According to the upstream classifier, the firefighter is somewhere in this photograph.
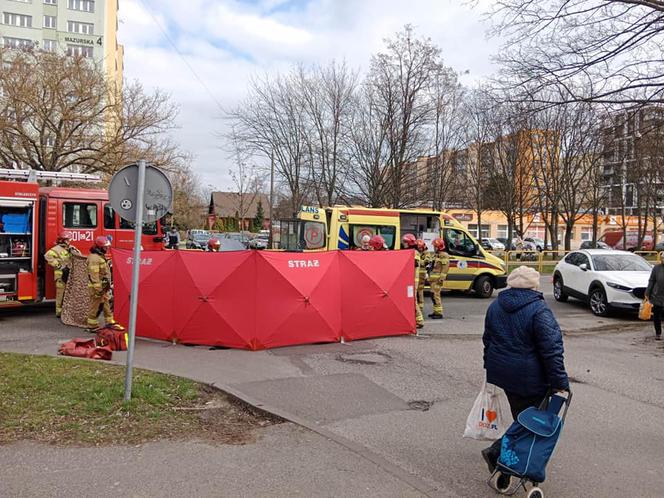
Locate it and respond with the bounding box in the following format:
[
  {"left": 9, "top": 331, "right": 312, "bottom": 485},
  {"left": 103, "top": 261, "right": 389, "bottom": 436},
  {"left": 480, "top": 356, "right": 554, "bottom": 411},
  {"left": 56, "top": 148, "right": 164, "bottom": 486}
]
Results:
[
  {"left": 44, "top": 232, "right": 80, "bottom": 317},
  {"left": 415, "top": 239, "right": 430, "bottom": 322},
  {"left": 86, "top": 236, "right": 118, "bottom": 331},
  {"left": 357, "top": 234, "right": 372, "bottom": 251},
  {"left": 369, "top": 235, "right": 386, "bottom": 251},
  {"left": 207, "top": 238, "right": 221, "bottom": 252},
  {"left": 402, "top": 233, "right": 423, "bottom": 329},
  {"left": 428, "top": 237, "right": 450, "bottom": 319}
]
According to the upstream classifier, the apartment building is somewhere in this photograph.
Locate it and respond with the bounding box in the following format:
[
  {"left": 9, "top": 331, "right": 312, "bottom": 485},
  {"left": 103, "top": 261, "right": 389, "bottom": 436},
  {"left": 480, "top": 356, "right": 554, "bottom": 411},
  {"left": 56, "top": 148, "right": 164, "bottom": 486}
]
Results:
[
  {"left": 0, "top": 0, "right": 122, "bottom": 87},
  {"left": 601, "top": 105, "right": 664, "bottom": 216}
]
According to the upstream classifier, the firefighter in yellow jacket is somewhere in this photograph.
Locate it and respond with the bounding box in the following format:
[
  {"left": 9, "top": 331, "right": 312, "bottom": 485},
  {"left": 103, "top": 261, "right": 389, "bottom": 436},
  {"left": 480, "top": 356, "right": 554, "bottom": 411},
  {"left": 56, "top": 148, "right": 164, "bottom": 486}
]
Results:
[
  {"left": 402, "top": 233, "right": 423, "bottom": 329},
  {"left": 44, "top": 232, "right": 80, "bottom": 317},
  {"left": 415, "top": 239, "right": 430, "bottom": 322},
  {"left": 428, "top": 237, "right": 450, "bottom": 319},
  {"left": 86, "top": 236, "right": 119, "bottom": 331}
]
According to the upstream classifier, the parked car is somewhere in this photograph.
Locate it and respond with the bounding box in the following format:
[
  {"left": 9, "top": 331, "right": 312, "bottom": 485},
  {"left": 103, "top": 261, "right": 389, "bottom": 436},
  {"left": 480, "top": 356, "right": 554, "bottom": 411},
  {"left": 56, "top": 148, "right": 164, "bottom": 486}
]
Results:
[
  {"left": 186, "top": 231, "right": 211, "bottom": 250},
  {"left": 222, "top": 232, "right": 250, "bottom": 247},
  {"left": 496, "top": 237, "right": 509, "bottom": 248},
  {"left": 655, "top": 241, "right": 664, "bottom": 252},
  {"left": 524, "top": 237, "right": 551, "bottom": 252},
  {"left": 599, "top": 230, "right": 654, "bottom": 251},
  {"left": 480, "top": 238, "right": 505, "bottom": 251},
  {"left": 579, "top": 240, "right": 611, "bottom": 250},
  {"left": 553, "top": 249, "right": 652, "bottom": 316},
  {"left": 249, "top": 232, "right": 270, "bottom": 249}
]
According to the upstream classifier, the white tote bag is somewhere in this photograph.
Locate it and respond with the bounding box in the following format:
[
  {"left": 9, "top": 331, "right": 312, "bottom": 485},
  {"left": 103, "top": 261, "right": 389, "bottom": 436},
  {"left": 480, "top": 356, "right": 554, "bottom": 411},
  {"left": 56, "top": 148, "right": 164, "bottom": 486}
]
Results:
[{"left": 463, "top": 381, "right": 512, "bottom": 440}]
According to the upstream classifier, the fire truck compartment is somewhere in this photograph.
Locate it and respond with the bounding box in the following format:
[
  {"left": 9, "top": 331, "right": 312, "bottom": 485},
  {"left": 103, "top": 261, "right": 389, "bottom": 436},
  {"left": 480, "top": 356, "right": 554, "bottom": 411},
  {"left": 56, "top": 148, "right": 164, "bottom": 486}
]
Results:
[{"left": 0, "top": 200, "right": 35, "bottom": 301}]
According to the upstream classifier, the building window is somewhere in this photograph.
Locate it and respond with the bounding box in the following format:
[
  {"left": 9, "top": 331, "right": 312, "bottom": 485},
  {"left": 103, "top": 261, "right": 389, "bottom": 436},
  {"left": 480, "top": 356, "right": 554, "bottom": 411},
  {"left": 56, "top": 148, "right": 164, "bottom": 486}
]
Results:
[
  {"left": 42, "top": 39, "right": 56, "bottom": 52},
  {"left": 67, "top": 20, "right": 94, "bottom": 34},
  {"left": 44, "top": 0, "right": 57, "bottom": 4},
  {"left": 43, "top": 15, "right": 56, "bottom": 29},
  {"left": 496, "top": 225, "right": 508, "bottom": 239},
  {"left": 580, "top": 227, "right": 592, "bottom": 241},
  {"left": 468, "top": 224, "right": 490, "bottom": 239},
  {"left": 63, "top": 203, "right": 97, "bottom": 229},
  {"left": 67, "top": 0, "right": 94, "bottom": 12},
  {"left": 3, "top": 37, "right": 34, "bottom": 49},
  {"left": 3, "top": 13, "right": 33, "bottom": 28},
  {"left": 66, "top": 44, "right": 93, "bottom": 57}
]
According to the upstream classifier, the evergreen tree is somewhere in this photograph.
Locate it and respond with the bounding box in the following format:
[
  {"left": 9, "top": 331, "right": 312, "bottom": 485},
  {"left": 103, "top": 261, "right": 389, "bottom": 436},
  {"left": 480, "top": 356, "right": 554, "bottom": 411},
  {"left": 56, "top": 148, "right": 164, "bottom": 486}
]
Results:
[{"left": 253, "top": 201, "right": 265, "bottom": 232}]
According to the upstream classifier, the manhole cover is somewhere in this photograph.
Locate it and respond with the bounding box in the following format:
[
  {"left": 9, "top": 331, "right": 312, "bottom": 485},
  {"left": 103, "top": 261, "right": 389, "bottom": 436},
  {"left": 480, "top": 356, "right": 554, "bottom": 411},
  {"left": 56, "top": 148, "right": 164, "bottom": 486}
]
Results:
[
  {"left": 408, "top": 400, "right": 433, "bottom": 411},
  {"left": 336, "top": 351, "right": 392, "bottom": 365}
]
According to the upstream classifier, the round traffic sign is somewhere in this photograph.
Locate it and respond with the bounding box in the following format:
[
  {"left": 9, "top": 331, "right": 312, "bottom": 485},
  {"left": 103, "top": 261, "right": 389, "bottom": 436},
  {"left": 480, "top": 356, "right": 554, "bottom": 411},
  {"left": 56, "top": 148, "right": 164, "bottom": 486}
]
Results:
[{"left": 108, "top": 163, "right": 173, "bottom": 223}]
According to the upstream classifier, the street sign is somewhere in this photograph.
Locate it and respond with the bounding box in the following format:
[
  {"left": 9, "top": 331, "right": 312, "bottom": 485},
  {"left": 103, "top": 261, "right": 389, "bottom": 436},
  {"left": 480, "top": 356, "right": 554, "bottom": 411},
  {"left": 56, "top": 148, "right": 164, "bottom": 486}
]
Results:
[
  {"left": 108, "top": 163, "right": 173, "bottom": 223},
  {"left": 108, "top": 161, "right": 173, "bottom": 401}
]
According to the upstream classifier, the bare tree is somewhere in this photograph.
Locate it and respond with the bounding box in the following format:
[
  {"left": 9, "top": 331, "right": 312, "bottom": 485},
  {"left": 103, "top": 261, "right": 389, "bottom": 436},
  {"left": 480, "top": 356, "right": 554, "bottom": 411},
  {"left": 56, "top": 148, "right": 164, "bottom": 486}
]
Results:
[
  {"left": 227, "top": 131, "right": 266, "bottom": 231},
  {"left": 228, "top": 72, "right": 308, "bottom": 212},
  {"left": 462, "top": 89, "right": 494, "bottom": 240},
  {"left": 0, "top": 48, "right": 179, "bottom": 174},
  {"left": 489, "top": 1, "right": 664, "bottom": 105},
  {"left": 366, "top": 25, "right": 444, "bottom": 207},
  {"left": 426, "top": 69, "right": 466, "bottom": 210},
  {"left": 346, "top": 84, "right": 392, "bottom": 206},
  {"left": 297, "top": 62, "right": 357, "bottom": 206}
]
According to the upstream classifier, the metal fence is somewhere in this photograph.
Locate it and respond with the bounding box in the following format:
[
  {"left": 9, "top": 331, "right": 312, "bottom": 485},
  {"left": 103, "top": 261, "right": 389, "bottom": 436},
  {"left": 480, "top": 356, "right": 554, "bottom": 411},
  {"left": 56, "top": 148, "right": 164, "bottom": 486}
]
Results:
[{"left": 486, "top": 249, "right": 663, "bottom": 273}]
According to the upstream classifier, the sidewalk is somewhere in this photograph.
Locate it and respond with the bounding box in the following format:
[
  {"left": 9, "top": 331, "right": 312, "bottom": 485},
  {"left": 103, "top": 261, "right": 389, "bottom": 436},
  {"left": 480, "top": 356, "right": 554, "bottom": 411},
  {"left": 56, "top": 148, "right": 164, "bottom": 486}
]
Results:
[{"left": 2, "top": 304, "right": 662, "bottom": 497}]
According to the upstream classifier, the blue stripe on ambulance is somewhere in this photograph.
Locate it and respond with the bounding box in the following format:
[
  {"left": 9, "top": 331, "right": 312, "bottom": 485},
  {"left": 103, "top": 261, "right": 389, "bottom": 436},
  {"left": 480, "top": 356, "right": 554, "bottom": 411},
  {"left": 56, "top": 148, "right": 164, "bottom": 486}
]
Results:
[{"left": 338, "top": 226, "right": 349, "bottom": 249}]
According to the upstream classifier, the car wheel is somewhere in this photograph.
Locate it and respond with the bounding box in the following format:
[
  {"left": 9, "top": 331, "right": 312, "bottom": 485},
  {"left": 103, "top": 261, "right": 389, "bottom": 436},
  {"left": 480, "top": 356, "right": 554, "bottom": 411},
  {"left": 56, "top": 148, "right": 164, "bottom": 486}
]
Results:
[
  {"left": 589, "top": 286, "right": 609, "bottom": 316},
  {"left": 553, "top": 275, "right": 568, "bottom": 302},
  {"left": 474, "top": 275, "right": 494, "bottom": 298}
]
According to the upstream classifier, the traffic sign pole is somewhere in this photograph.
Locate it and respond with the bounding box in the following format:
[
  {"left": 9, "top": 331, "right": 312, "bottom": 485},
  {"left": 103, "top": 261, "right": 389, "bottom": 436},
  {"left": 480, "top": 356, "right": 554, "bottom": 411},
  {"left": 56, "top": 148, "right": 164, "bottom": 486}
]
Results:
[{"left": 123, "top": 159, "right": 146, "bottom": 402}]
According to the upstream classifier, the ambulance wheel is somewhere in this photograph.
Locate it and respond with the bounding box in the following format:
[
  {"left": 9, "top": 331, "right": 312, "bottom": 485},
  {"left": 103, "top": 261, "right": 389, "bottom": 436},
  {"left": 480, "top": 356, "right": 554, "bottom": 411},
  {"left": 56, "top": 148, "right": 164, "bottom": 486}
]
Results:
[
  {"left": 526, "top": 487, "right": 543, "bottom": 498},
  {"left": 474, "top": 275, "right": 494, "bottom": 298}
]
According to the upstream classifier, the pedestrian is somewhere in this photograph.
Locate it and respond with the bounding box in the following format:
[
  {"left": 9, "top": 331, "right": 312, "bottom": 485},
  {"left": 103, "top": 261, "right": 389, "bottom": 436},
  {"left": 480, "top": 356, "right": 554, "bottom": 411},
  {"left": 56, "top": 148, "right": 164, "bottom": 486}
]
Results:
[
  {"left": 357, "top": 234, "right": 372, "bottom": 251},
  {"left": 480, "top": 266, "right": 569, "bottom": 489},
  {"left": 415, "top": 239, "right": 429, "bottom": 322},
  {"left": 402, "top": 233, "right": 423, "bottom": 329},
  {"left": 369, "top": 235, "right": 387, "bottom": 251},
  {"left": 428, "top": 238, "right": 449, "bottom": 319},
  {"left": 645, "top": 252, "right": 664, "bottom": 340},
  {"left": 165, "top": 226, "right": 180, "bottom": 250},
  {"left": 207, "top": 238, "right": 221, "bottom": 252},
  {"left": 86, "top": 236, "right": 120, "bottom": 331},
  {"left": 44, "top": 232, "right": 80, "bottom": 318}
]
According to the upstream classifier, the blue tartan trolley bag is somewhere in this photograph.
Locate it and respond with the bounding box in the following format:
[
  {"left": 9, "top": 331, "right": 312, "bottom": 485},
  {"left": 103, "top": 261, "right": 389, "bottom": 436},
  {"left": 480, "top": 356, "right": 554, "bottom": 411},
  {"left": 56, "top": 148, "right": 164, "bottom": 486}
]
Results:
[{"left": 488, "top": 389, "right": 572, "bottom": 498}]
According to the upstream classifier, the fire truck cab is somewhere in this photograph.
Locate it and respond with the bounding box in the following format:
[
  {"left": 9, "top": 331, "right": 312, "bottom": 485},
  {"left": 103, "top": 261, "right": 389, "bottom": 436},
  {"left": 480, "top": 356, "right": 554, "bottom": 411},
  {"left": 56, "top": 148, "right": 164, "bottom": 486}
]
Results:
[{"left": 0, "top": 170, "right": 165, "bottom": 307}]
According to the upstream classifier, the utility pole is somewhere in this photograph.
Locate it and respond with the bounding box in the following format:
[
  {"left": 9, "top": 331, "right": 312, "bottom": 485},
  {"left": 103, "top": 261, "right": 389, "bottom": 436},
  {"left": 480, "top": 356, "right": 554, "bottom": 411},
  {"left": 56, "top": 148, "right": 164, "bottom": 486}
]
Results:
[{"left": 269, "top": 150, "right": 275, "bottom": 249}]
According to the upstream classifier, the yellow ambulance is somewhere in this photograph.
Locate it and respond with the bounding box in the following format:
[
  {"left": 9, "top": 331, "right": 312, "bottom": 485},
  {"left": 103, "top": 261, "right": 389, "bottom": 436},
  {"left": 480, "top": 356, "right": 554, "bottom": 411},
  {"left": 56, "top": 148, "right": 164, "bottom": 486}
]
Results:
[{"left": 279, "top": 206, "right": 507, "bottom": 297}]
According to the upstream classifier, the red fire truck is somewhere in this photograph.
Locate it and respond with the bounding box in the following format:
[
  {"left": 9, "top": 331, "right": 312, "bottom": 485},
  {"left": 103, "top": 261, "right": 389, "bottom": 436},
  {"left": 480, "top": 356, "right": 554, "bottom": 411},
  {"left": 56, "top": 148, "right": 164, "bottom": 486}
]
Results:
[{"left": 0, "top": 169, "right": 165, "bottom": 308}]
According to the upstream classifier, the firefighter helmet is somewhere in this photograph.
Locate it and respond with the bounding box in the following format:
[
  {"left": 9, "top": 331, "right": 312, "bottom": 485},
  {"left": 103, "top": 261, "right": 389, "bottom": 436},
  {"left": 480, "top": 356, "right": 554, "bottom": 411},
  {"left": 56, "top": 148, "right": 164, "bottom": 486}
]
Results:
[
  {"left": 56, "top": 231, "right": 70, "bottom": 244},
  {"left": 369, "top": 235, "right": 385, "bottom": 251},
  {"left": 432, "top": 238, "right": 446, "bottom": 251},
  {"left": 416, "top": 239, "right": 427, "bottom": 251},
  {"left": 401, "top": 233, "right": 417, "bottom": 248},
  {"left": 94, "top": 236, "right": 111, "bottom": 249},
  {"left": 207, "top": 238, "right": 221, "bottom": 250}
]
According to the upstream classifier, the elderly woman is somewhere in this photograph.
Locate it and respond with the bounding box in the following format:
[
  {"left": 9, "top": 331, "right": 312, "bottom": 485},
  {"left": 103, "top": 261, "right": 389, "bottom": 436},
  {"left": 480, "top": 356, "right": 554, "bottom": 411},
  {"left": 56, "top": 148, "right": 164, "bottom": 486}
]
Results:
[
  {"left": 646, "top": 252, "right": 664, "bottom": 340},
  {"left": 480, "top": 266, "right": 569, "bottom": 481}
]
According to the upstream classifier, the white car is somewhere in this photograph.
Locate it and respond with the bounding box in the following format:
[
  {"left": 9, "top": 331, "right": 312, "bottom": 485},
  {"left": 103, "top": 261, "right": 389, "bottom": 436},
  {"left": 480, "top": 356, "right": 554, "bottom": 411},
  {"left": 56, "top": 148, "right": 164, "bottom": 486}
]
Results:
[
  {"left": 552, "top": 249, "right": 652, "bottom": 316},
  {"left": 481, "top": 238, "right": 505, "bottom": 251}
]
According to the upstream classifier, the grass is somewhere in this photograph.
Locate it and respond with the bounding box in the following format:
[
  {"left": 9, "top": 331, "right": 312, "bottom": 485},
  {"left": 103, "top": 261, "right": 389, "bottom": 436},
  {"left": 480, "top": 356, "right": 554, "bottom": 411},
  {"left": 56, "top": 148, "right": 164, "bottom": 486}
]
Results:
[{"left": 0, "top": 353, "right": 279, "bottom": 446}]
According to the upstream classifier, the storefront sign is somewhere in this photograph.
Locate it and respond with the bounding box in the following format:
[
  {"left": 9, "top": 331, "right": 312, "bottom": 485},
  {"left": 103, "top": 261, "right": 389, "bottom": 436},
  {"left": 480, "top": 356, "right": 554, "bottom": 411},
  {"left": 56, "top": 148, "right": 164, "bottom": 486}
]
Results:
[{"left": 452, "top": 213, "right": 473, "bottom": 222}]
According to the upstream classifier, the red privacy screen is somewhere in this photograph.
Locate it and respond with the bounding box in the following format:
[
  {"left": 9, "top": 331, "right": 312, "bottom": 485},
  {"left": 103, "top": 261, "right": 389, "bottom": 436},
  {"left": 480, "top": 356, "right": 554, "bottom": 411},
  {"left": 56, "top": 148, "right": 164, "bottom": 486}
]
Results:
[{"left": 112, "top": 249, "right": 415, "bottom": 351}]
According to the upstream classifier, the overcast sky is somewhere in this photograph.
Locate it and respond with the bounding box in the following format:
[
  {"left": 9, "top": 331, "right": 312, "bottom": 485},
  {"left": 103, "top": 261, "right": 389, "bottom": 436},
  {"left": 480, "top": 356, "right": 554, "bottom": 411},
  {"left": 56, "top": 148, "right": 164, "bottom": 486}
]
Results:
[{"left": 118, "top": 0, "right": 497, "bottom": 191}]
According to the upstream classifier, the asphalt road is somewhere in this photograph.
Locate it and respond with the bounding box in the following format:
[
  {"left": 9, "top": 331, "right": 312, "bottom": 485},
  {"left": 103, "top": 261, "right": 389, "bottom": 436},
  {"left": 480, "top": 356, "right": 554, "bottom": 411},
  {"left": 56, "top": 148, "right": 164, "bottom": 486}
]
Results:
[{"left": 1, "top": 283, "right": 663, "bottom": 497}]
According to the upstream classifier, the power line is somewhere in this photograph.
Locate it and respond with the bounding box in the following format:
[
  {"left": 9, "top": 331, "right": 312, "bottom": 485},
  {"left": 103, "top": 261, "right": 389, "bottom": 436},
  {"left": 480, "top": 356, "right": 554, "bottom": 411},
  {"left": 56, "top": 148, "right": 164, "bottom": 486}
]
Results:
[{"left": 137, "top": 0, "right": 225, "bottom": 113}]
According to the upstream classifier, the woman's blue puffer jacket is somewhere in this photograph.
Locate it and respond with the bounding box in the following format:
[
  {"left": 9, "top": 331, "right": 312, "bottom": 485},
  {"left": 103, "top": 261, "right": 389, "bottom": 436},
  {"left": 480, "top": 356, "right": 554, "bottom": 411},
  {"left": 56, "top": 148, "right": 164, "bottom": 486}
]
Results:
[{"left": 483, "top": 288, "right": 569, "bottom": 397}]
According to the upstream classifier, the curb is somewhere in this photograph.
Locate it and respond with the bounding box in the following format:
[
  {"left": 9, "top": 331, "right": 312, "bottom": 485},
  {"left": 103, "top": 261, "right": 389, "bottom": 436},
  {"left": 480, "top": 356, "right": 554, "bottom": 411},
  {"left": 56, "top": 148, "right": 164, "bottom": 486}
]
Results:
[{"left": 217, "top": 382, "right": 440, "bottom": 498}]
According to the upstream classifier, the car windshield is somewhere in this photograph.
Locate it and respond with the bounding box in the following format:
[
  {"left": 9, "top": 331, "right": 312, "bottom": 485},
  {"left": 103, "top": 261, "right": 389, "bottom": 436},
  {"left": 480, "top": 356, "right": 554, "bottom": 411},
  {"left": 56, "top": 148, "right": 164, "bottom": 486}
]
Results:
[{"left": 592, "top": 254, "right": 651, "bottom": 272}]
